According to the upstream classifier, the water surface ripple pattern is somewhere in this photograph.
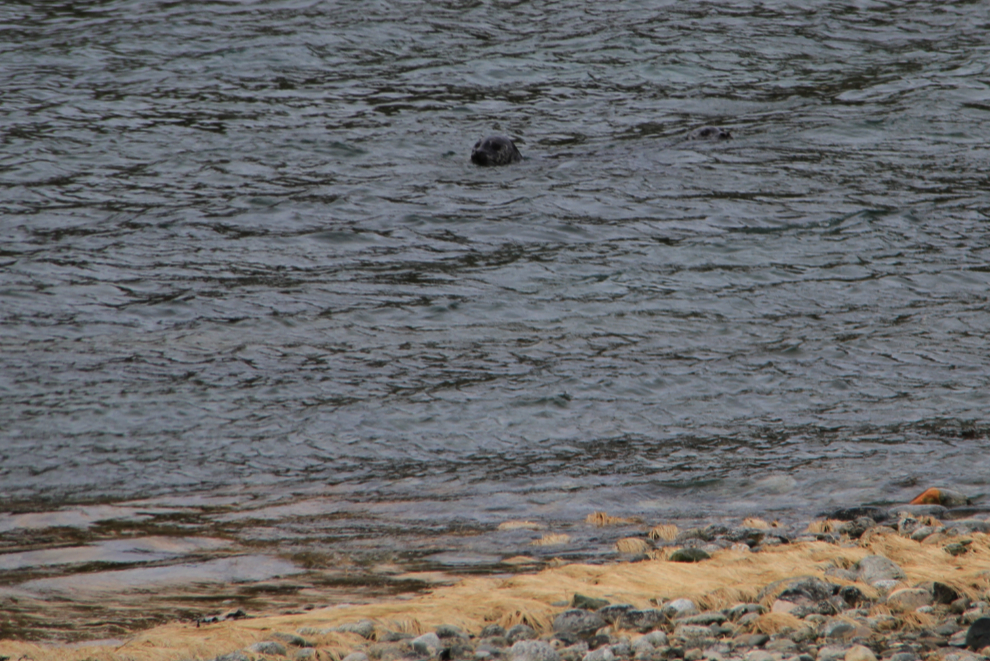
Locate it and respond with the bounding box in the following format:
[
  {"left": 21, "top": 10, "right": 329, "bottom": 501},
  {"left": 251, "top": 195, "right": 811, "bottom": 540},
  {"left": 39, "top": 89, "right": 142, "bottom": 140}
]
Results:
[{"left": 2, "top": 0, "right": 990, "bottom": 519}]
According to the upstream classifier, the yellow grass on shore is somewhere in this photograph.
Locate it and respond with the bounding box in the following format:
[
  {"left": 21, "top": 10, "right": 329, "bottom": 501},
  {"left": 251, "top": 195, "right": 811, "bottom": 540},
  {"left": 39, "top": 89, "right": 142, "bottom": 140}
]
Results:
[{"left": 3, "top": 527, "right": 989, "bottom": 661}]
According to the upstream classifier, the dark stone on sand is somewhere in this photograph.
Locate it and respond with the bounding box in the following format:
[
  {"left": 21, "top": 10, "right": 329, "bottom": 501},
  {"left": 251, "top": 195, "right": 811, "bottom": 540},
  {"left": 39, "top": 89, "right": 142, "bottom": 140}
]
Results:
[
  {"left": 669, "top": 547, "right": 710, "bottom": 562},
  {"left": 965, "top": 618, "right": 990, "bottom": 651},
  {"left": 573, "top": 593, "right": 611, "bottom": 610},
  {"left": 838, "top": 585, "right": 869, "bottom": 607},
  {"left": 933, "top": 581, "right": 961, "bottom": 605},
  {"left": 824, "top": 506, "right": 890, "bottom": 522},
  {"left": 944, "top": 541, "right": 972, "bottom": 556},
  {"left": 553, "top": 609, "right": 607, "bottom": 637}
]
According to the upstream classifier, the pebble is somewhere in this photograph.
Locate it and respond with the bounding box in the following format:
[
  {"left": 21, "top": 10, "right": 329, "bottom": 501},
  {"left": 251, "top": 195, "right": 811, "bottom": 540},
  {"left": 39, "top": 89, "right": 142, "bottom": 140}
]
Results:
[
  {"left": 412, "top": 632, "right": 442, "bottom": 657},
  {"left": 512, "top": 640, "right": 562, "bottom": 661},
  {"left": 663, "top": 599, "right": 700, "bottom": 619},
  {"left": 333, "top": 620, "right": 377, "bottom": 639},
  {"left": 856, "top": 555, "right": 906, "bottom": 586},
  {"left": 886, "top": 588, "right": 933, "bottom": 611}
]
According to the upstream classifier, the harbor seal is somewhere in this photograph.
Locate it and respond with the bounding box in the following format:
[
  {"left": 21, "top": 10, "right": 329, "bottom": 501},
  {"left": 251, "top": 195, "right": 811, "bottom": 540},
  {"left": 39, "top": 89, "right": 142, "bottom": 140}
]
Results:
[
  {"left": 689, "top": 126, "right": 732, "bottom": 140},
  {"left": 470, "top": 135, "right": 522, "bottom": 166}
]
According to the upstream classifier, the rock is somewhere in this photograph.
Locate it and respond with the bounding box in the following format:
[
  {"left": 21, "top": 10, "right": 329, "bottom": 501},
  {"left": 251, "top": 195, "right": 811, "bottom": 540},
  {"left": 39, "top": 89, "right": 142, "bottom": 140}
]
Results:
[
  {"left": 932, "top": 582, "right": 961, "bottom": 605},
  {"left": 944, "top": 540, "right": 973, "bottom": 556},
  {"left": 824, "top": 506, "right": 890, "bottom": 522},
  {"left": 887, "top": 654, "right": 919, "bottom": 661},
  {"left": 672, "top": 624, "right": 713, "bottom": 641},
  {"left": 889, "top": 504, "right": 948, "bottom": 519},
  {"left": 583, "top": 647, "right": 616, "bottom": 661},
  {"left": 951, "top": 597, "right": 972, "bottom": 614},
  {"left": 946, "top": 521, "right": 990, "bottom": 534},
  {"left": 619, "top": 609, "right": 665, "bottom": 632},
  {"left": 838, "top": 585, "right": 868, "bottom": 607},
  {"left": 743, "top": 651, "right": 775, "bottom": 661},
  {"left": 479, "top": 637, "right": 510, "bottom": 652},
  {"left": 837, "top": 517, "right": 876, "bottom": 539},
  {"left": 910, "top": 526, "right": 937, "bottom": 541},
  {"left": 508, "top": 624, "right": 538, "bottom": 642},
  {"left": 249, "top": 641, "right": 288, "bottom": 656},
  {"left": 560, "top": 644, "right": 590, "bottom": 661},
  {"left": 335, "top": 620, "right": 376, "bottom": 639},
  {"left": 766, "top": 639, "right": 798, "bottom": 653},
  {"left": 598, "top": 604, "right": 635, "bottom": 624},
  {"left": 844, "top": 646, "right": 877, "bottom": 661},
  {"left": 886, "top": 588, "right": 933, "bottom": 611},
  {"left": 734, "top": 633, "right": 769, "bottom": 647},
  {"left": 512, "top": 640, "right": 562, "bottom": 661},
  {"left": 663, "top": 599, "right": 699, "bottom": 619},
  {"left": 380, "top": 631, "right": 413, "bottom": 642},
  {"left": 271, "top": 633, "right": 310, "bottom": 647},
  {"left": 482, "top": 624, "right": 507, "bottom": 638},
  {"left": 643, "top": 631, "right": 669, "bottom": 647},
  {"left": 670, "top": 548, "right": 711, "bottom": 563},
  {"left": 294, "top": 650, "right": 316, "bottom": 660},
  {"left": 677, "top": 612, "right": 726, "bottom": 626},
  {"left": 823, "top": 618, "right": 870, "bottom": 641},
  {"left": 856, "top": 556, "right": 905, "bottom": 586},
  {"left": 727, "top": 604, "right": 762, "bottom": 620},
  {"left": 817, "top": 646, "right": 850, "bottom": 661},
  {"left": 554, "top": 610, "right": 607, "bottom": 637},
  {"left": 909, "top": 487, "right": 970, "bottom": 507},
  {"left": 437, "top": 624, "right": 466, "bottom": 639},
  {"left": 215, "top": 653, "right": 251, "bottom": 661},
  {"left": 824, "top": 567, "right": 860, "bottom": 583},
  {"left": 574, "top": 594, "right": 611, "bottom": 610},
  {"left": 965, "top": 617, "right": 990, "bottom": 651},
  {"left": 342, "top": 654, "right": 369, "bottom": 661},
  {"left": 412, "top": 632, "right": 443, "bottom": 657},
  {"left": 761, "top": 576, "right": 838, "bottom": 617}
]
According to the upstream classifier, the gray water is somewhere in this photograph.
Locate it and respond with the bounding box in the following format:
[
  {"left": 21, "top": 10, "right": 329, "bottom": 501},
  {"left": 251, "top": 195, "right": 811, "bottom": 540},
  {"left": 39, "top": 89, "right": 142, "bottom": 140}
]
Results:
[{"left": 2, "top": 0, "right": 990, "bottom": 605}]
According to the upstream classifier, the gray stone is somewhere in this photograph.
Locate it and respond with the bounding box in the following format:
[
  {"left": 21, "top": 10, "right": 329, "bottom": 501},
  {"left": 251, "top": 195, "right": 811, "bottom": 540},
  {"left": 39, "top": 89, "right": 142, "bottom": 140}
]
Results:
[
  {"left": 619, "top": 609, "right": 665, "bottom": 632},
  {"left": 817, "top": 646, "right": 850, "bottom": 661},
  {"left": 643, "top": 631, "right": 669, "bottom": 647},
  {"left": 583, "top": 647, "right": 616, "bottom": 661},
  {"left": 482, "top": 624, "right": 507, "bottom": 638},
  {"left": 734, "top": 633, "right": 769, "bottom": 647},
  {"left": 294, "top": 650, "right": 316, "bottom": 660},
  {"left": 511, "top": 640, "right": 562, "bottom": 661},
  {"left": 886, "top": 654, "right": 919, "bottom": 661},
  {"left": 214, "top": 653, "right": 251, "bottom": 661},
  {"left": 508, "top": 624, "right": 538, "bottom": 642},
  {"left": 272, "top": 632, "right": 310, "bottom": 647},
  {"left": 598, "top": 604, "right": 636, "bottom": 624},
  {"left": 766, "top": 639, "right": 797, "bottom": 653},
  {"left": 678, "top": 612, "right": 727, "bottom": 626},
  {"left": 249, "top": 641, "right": 288, "bottom": 656},
  {"left": 554, "top": 610, "right": 607, "bottom": 637},
  {"left": 335, "top": 620, "right": 377, "bottom": 639},
  {"left": 822, "top": 620, "right": 858, "bottom": 641},
  {"left": 673, "top": 624, "right": 713, "bottom": 641},
  {"left": 909, "top": 526, "right": 936, "bottom": 542},
  {"left": 743, "top": 652, "right": 775, "bottom": 661},
  {"left": 856, "top": 556, "right": 905, "bottom": 586},
  {"left": 412, "top": 632, "right": 443, "bottom": 657},
  {"left": 341, "top": 654, "right": 369, "bottom": 661},
  {"left": 887, "top": 505, "right": 948, "bottom": 519},
  {"left": 662, "top": 599, "right": 699, "bottom": 619},
  {"left": 437, "top": 624, "right": 466, "bottom": 639},
  {"left": 965, "top": 617, "right": 990, "bottom": 651}
]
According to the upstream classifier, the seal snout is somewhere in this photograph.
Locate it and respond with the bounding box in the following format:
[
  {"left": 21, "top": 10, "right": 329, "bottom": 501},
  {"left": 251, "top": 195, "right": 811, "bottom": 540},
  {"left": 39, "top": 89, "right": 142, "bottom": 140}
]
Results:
[{"left": 471, "top": 135, "right": 522, "bottom": 166}]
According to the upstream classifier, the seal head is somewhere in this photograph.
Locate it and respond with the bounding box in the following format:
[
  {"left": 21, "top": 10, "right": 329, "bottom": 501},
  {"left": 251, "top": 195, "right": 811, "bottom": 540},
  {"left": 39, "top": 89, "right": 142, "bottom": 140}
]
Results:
[
  {"left": 689, "top": 126, "right": 732, "bottom": 140},
  {"left": 471, "top": 135, "right": 522, "bottom": 166}
]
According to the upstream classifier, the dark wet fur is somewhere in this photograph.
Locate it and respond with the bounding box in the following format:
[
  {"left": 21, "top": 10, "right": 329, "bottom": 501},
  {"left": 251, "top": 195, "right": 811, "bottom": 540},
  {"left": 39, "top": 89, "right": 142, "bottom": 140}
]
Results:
[
  {"left": 471, "top": 135, "right": 522, "bottom": 166},
  {"left": 689, "top": 126, "right": 732, "bottom": 140}
]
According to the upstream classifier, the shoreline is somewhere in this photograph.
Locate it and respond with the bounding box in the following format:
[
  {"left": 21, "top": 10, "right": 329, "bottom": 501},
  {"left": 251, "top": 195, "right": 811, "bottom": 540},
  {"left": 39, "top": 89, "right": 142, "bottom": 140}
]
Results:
[{"left": 3, "top": 495, "right": 990, "bottom": 661}]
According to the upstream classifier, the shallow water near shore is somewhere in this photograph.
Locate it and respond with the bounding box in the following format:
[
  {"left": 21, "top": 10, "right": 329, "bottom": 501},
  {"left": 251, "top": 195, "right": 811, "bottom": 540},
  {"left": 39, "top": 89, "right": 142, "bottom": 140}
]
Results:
[{"left": 2, "top": 0, "right": 990, "bottom": 641}]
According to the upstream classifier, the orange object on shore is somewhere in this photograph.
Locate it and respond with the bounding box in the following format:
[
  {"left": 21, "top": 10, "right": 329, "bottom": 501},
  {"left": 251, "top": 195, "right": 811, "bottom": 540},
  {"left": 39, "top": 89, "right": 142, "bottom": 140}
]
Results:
[{"left": 910, "top": 487, "right": 943, "bottom": 505}]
